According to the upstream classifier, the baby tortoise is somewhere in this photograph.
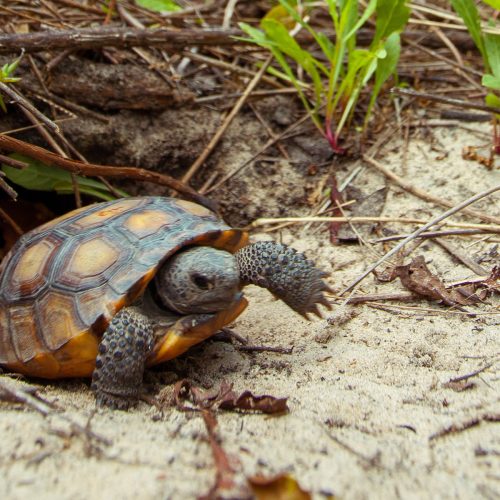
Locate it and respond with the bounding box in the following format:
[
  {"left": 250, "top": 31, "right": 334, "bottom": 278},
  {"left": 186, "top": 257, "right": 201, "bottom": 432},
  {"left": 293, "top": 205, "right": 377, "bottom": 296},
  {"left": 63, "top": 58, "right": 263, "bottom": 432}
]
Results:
[{"left": 0, "top": 197, "right": 331, "bottom": 408}]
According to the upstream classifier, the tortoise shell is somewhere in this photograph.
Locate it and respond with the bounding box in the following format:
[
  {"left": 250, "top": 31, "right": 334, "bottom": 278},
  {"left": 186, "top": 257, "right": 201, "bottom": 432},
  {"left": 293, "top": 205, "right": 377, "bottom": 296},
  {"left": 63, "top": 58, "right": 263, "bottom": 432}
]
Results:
[{"left": 0, "top": 197, "right": 248, "bottom": 379}]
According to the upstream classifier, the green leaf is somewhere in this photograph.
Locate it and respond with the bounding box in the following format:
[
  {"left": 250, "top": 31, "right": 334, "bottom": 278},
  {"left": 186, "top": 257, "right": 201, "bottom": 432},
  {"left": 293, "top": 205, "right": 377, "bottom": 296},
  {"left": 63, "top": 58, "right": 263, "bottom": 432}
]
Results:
[
  {"left": 1, "top": 154, "right": 126, "bottom": 200},
  {"left": 451, "top": 0, "right": 487, "bottom": 67},
  {"left": 374, "top": 0, "right": 410, "bottom": 45},
  {"left": 344, "top": 0, "right": 377, "bottom": 42},
  {"left": 482, "top": 73, "right": 500, "bottom": 88},
  {"left": 483, "top": 0, "right": 500, "bottom": 10},
  {"left": 484, "top": 32, "right": 500, "bottom": 79},
  {"left": 485, "top": 92, "right": 500, "bottom": 107},
  {"left": 366, "top": 32, "right": 401, "bottom": 123},
  {"left": 135, "top": 0, "right": 181, "bottom": 13}
]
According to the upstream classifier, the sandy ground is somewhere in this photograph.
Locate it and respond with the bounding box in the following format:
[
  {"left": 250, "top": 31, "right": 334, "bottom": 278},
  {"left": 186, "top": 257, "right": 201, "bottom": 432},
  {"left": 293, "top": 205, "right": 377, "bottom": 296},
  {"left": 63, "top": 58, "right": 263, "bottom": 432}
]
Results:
[{"left": 0, "top": 123, "right": 499, "bottom": 499}]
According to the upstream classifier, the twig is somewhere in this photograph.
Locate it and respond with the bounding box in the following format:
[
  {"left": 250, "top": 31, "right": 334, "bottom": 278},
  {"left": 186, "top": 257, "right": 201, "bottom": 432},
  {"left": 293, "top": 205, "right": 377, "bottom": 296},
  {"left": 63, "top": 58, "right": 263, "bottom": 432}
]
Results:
[
  {"left": 345, "top": 292, "right": 417, "bottom": 304},
  {"left": 250, "top": 215, "right": 500, "bottom": 233},
  {"left": 0, "top": 378, "right": 111, "bottom": 446},
  {"left": 0, "top": 27, "right": 242, "bottom": 54},
  {"left": 203, "top": 111, "right": 316, "bottom": 194},
  {"left": 0, "top": 81, "right": 60, "bottom": 134},
  {"left": 0, "top": 153, "right": 27, "bottom": 169},
  {"left": 182, "top": 55, "right": 272, "bottom": 184},
  {"left": 429, "top": 413, "right": 499, "bottom": 441},
  {"left": 236, "top": 345, "right": 294, "bottom": 354},
  {"left": 323, "top": 427, "right": 382, "bottom": 468},
  {"left": 367, "top": 302, "right": 497, "bottom": 317},
  {"left": 370, "top": 228, "right": 495, "bottom": 243},
  {"left": 0, "top": 134, "right": 216, "bottom": 211},
  {"left": 362, "top": 155, "right": 500, "bottom": 225},
  {"left": 447, "top": 362, "right": 495, "bottom": 384},
  {"left": 434, "top": 237, "right": 488, "bottom": 276},
  {"left": 392, "top": 87, "right": 500, "bottom": 115},
  {"left": 341, "top": 183, "right": 500, "bottom": 295}
]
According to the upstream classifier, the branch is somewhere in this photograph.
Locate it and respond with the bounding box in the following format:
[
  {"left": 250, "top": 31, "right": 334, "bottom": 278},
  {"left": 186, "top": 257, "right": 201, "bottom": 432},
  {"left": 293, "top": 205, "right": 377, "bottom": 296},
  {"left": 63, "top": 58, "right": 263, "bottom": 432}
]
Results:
[{"left": 0, "top": 27, "right": 242, "bottom": 54}]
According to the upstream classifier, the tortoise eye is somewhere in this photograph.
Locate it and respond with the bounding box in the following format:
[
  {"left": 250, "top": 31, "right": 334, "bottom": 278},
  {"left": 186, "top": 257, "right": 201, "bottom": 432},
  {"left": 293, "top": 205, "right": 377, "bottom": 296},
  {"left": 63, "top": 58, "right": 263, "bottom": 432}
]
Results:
[{"left": 192, "top": 273, "right": 211, "bottom": 290}]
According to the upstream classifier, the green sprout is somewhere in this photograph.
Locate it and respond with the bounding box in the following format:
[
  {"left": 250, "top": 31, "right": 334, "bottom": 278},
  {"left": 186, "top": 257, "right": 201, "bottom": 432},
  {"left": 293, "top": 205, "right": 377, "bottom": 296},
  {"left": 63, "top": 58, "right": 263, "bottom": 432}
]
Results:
[
  {"left": 451, "top": 0, "right": 500, "bottom": 150},
  {"left": 0, "top": 52, "right": 23, "bottom": 112},
  {"left": 240, "top": 0, "right": 410, "bottom": 153}
]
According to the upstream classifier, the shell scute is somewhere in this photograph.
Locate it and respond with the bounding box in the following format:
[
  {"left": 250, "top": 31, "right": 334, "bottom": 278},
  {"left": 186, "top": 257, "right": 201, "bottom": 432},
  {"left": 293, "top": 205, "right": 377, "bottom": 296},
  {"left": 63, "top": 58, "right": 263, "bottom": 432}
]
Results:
[
  {"left": 3, "top": 233, "right": 63, "bottom": 302},
  {"left": 9, "top": 303, "right": 45, "bottom": 362},
  {"left": 37, "top": 290, "right": 87, "bottom": 351}
]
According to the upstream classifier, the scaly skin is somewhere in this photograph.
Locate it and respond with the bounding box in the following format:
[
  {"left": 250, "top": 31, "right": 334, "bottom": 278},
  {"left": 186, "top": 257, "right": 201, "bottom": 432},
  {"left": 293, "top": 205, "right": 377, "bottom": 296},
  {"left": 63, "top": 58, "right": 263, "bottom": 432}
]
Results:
[
  {"left": 235, "top": 241, "right": 331, "bottom": 318},
  {"left": 91, "top": 307, "right": 154, "bottom": 410}
]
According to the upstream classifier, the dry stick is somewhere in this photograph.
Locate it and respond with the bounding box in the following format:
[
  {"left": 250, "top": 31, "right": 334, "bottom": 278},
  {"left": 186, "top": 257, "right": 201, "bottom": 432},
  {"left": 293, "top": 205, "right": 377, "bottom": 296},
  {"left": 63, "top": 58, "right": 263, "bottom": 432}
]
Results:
[
  {"left": 250, "top": 216, "right": 500, "bottom": 232},
  {"left": 405, "top": 38, "right": 483, "bottom": 79},
  {"left": 434, "top": 237, "right": 488, "bottom": 276},
  {"left": 0, "top": 379, "right": 111, "bottom": 445},
  {"left": 370, "top": 228, "right": 494, "bottom": 243},
  {"left": 203, "top": 111, "right": 315, "bottom": 194},
  {"left": 392, "top": 87, "right": 500, "bottom": 115},
  {"left": 0, "top": 154, "right": 27, "bottom": 170},
  {"left": 0, "top": 206, "right": 23, "bottom": 235},
  {"left": 0, "top": 27, "right": 242, "bottom": 54},
  {"left": 448, "top": 362, "right": 495, "bottom": 384},
  {"left": 0, "top": 81, "right": 60, "bottom": 135},
  {"left": 340, "top": 184, "right": 500, "bottom": 295},
  {"left": 182, "top": 55, "right": 272, "bottom": 185},
  {"left": 16, "top": 104, "right": 82, "bottom": 208},
  {"left": 0, "top": 172, "right": 18, "bottom": 201},
  {"left": 0, "top": 135, "right": 216, "bottom": 211},
  {"left": 345, "top": 292, "right": 418, "bottom": 304},
  {"left": 362, "top": 155, "right": 500, "bottom": 226},
  {"left": 181, "top": 51, "right": 282, "bottom": 89},
  {"left": 196, "top": 88, "right": 298, "bottom": 104}
]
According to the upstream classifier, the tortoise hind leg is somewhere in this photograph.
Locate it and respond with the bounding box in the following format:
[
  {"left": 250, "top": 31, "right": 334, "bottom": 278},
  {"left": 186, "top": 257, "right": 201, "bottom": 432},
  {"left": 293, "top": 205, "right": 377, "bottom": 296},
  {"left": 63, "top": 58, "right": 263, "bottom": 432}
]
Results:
[{"left": 91, "top": 307, "right": 154, "bottom": 409}]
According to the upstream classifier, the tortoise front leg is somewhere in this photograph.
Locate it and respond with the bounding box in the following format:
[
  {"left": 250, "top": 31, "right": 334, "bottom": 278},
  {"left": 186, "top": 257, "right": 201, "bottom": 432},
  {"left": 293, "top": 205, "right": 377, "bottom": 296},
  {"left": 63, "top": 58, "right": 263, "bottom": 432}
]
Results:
[{"left": 91, "top": 307, "right": 154, "bottom": 409}]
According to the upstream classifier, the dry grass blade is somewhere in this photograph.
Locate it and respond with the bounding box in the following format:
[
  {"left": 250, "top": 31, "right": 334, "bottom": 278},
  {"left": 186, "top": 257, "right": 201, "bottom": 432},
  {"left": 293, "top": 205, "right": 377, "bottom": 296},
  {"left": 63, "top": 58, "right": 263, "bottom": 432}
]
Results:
[
  {"left": 341, "top": 183, "right": 500, "bottom": 295},
  {"left": 182, "top": 55, "right": 273, "bottom": 185}
]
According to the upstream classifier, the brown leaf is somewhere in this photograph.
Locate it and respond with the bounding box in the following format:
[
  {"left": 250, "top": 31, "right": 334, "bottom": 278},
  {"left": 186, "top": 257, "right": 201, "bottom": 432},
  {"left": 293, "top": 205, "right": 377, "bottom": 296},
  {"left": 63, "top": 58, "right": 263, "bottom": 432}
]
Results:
[
  {"left": 484, "top": 265, "right": 500, "bottom": 292},
  {"left": 219, "top": 390, "right": 289, "bottom": 415},
  {"left": 248, "top": 474, "right": 313, "bottom": 500},
  {"left": 383, "top": 256, "right": 475, "bottom": 307}
]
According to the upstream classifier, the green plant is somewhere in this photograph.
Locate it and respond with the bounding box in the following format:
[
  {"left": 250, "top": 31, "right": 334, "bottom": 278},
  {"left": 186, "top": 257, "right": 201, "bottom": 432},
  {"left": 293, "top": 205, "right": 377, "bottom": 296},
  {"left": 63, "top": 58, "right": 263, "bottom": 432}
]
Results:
[
  {"left": 451, "top": 0, "right": 500, "bottom": 149},
  {"left": 135, "top": 0, "right": 181, "bottom": 12},
  {"left": 240, "top": 0, "right": 410, "bottom": 153},
  {"left": 1, "top": 154, "right": 127, "bottom": 201},
  {"left": 0, "top": 53, "right": 22, "bottom": 112}
]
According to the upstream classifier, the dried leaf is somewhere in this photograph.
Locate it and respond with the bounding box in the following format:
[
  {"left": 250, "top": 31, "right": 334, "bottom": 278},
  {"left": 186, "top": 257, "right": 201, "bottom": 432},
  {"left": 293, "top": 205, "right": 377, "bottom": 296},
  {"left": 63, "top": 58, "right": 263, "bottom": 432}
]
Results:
[
  {"left": 442, "top": 380, "right": 476, "bottom": 392},
  {"left": 248, "top": 474, "right": 313, "bottom": 500},
  {"left": 219, "top": 390, "right": 289, "bottom": 415},
  {"left": 382, "top": 256, "right": 476, "bottom": 306},
  {"left": 173, "top": 379, "right": 288, "bottom": 415},
  {"left": 484, "top": 265, "right": 500, "bottom": 292}
]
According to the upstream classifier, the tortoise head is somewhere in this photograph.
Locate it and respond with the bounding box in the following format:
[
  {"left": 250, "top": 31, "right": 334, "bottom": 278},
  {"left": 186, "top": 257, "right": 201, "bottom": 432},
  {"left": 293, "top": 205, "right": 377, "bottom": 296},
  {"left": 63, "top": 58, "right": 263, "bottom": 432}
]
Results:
[
  {"left": 155, "top": 246, "right": 241, "bottom": 314},
  {"left": 157, "top": 242, "right": 331, "bottom": 319}
]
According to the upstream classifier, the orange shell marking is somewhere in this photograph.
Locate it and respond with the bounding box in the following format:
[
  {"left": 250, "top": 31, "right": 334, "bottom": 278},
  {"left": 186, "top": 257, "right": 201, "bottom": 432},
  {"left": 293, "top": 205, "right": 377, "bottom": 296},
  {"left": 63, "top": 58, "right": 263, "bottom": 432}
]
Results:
[
  {"left": 66, "top": 238, "right": 119, "bottom": 279},
  {"left": 38, "top": 291, "right": 86, "bottom": 351},
  {"left": 11, "top": 239, "right": 55, "bottom": 290},
  {"left": 123, "top": 210, "right": 175, "bottom": 238},
  {"left": 70, "top": 198, "right": 144, "bottom": 230}
]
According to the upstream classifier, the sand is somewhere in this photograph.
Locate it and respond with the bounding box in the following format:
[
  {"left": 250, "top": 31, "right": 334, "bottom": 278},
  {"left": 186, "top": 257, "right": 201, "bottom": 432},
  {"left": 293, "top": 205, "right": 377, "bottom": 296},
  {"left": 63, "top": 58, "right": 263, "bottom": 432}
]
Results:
[{"left": 0, "top": 122, "right": 499, "bottom": 500}]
